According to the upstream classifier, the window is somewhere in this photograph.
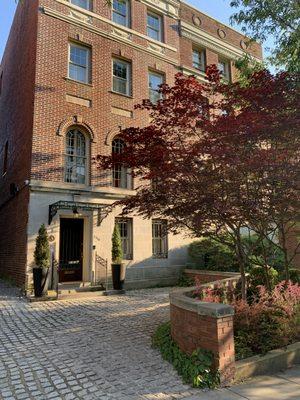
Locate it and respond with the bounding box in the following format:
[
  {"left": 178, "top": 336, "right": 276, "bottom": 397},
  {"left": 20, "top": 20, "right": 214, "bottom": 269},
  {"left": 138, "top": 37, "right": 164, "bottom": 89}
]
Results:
[
  {"left": 116, "top": 218, "right": 133, "bottom": 259},
  {"left": 152, "top": 220, "right": 168, "bottom": 258},
  {"left": 65, "top": 129, "right": 87, "bottom": 184},
  {"left": 112, "top": 138, "right": 132, "bottom": 189},
  {"left": 112, "top": 0, "right": 130, "bottom": 27},
  {"left": 148, "top": 71, "right": 164, "bottom": 104},
  {"left": 2, "top": 141, "right": 8, "bottom": 176},
  {"left": 192, "top": 49, "right": 206, "bottom": 72},
  {"left": 68, "top": 43, "right": 91, "bottom": 84},
  {"left": 70, "top": 0, "right": 92, "bottom": 10},
  {"left": 218, "top": 58, "right": 231, "bottom": 81},
  {"left": 112, "top": 58, "right": 131, "bottom": 96},
  {"left": 147, "top": 11, "right": 162, "bottom": 42}
]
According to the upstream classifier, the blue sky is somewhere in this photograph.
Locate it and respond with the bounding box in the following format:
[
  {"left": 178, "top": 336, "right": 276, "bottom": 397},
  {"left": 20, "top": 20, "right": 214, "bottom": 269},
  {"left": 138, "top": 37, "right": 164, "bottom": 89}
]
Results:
[{"left": 0, "top": 0, "right": 271, "bottom": 63}]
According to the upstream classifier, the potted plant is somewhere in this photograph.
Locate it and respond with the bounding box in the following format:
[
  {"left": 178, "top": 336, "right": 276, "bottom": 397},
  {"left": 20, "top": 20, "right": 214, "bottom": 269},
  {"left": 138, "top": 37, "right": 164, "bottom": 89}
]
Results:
[
  {"left": 33, "top": 224, "right": 50, "bottom": 297},
  {"left": 111, "top": 224, "right": 126, "bottom": 291}
]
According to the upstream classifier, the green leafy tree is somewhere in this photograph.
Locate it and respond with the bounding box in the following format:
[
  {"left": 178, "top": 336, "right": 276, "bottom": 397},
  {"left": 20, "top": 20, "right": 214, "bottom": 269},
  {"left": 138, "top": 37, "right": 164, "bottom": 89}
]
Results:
[
  {"left": 111, "top": 224, "right": 123, "bottom": 263},
  {"left": 34, "top": 224, "right": 50, "bottom": 268},
  {"left": 230, "top": 0, "right": 300, "bottom": 71}
]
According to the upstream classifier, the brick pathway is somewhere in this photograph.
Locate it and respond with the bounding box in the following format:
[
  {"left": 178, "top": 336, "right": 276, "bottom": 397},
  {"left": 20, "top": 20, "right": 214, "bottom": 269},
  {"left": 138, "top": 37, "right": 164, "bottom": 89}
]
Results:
[
  {"left": 0, "top": 281, "right": 202, "bottom": 400},
  {"left": 0, "top": 280, "right": 299, "bottom": 400}
]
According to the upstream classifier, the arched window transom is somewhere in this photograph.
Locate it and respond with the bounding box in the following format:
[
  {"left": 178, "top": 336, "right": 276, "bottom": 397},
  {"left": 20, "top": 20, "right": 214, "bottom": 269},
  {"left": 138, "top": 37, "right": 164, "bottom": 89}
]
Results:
[{"left": 65, "top": 128, "right": 87, "bottom": 184}]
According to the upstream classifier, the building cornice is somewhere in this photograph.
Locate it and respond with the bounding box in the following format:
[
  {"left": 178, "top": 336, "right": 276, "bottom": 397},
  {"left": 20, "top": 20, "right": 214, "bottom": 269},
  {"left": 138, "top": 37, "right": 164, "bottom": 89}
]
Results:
[
  {"left": 42, "top": 6, "right": 179, "bottom": 66},
  {"left": 54, "top": 0, "right": 178, "bottom": 52},
  {"left": 180, "top": 21, "right": 261, "bottom": 61},
  {"left": 137, "top": 0, "right": 180, "bottom": 19},
  {"left": 30, "top": 180, "right": 137, "bottom": 200}
]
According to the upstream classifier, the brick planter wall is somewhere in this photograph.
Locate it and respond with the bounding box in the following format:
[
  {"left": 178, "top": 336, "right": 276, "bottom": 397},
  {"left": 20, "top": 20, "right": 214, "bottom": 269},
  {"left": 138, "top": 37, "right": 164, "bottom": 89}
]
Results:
[
  {"left": 184, "top": 269, "right": 241, "bottom": 285},
  {"left": 170, "top": 285, "right": 236, "bottom": 385}
]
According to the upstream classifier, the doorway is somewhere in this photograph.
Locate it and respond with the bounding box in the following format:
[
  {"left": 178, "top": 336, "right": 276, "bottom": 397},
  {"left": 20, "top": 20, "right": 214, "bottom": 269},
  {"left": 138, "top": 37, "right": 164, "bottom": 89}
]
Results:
[{"left": 59, "top": 218, "right": 84, "bottom": 282}]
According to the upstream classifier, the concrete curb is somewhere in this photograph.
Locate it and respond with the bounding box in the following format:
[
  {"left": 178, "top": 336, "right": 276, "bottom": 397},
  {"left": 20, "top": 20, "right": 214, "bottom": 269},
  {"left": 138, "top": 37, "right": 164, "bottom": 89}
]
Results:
[{"left": 235, "top": 342, "right": 300, "bottom": 382}]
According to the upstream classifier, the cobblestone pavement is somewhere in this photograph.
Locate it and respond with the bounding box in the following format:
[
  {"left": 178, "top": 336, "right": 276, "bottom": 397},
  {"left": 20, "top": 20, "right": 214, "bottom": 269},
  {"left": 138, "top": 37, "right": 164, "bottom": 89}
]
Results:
[{"left": 0, "top": 280, "right": 299, "bottom": 400}]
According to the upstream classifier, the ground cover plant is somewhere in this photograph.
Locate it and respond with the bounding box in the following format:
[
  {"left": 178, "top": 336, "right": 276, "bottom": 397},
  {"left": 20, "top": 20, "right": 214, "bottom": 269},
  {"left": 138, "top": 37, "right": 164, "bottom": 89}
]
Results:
[{"left": 152, "top": 322, "right": 219, "bottom": 388}]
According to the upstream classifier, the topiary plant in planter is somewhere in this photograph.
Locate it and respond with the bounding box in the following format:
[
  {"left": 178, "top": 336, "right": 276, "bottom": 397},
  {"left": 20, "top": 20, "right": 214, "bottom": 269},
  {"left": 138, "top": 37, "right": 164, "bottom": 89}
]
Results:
[
  {"left": 111, "top": 224, "right": 125, "bottom": 291},
  {"left": 33, "top": 224, "right": 50, "bottom": 297}
]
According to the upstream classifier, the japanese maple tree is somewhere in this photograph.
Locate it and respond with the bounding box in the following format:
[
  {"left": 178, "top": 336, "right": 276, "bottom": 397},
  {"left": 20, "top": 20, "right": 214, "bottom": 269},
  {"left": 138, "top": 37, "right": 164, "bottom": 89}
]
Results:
[{"left": 97, "top": 66, "right": 300, "bottom": 299}]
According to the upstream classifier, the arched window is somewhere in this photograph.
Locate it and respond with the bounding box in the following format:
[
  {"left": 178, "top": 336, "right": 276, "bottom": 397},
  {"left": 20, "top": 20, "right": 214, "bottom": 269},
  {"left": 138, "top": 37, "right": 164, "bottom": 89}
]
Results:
[
  {"left": 65, "top": 128, "right": 87, "bottom": 184},
  {"left": 112, "top": 138, "right": 132, "bottom": 189}
]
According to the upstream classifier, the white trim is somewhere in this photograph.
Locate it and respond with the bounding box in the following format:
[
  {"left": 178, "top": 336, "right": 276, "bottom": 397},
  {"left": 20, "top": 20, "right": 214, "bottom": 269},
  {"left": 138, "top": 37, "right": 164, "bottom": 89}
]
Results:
[
  {"left": 111, "top": 0, "right": 131, "bottom": 28},
  {"left": 147, "top": 10, "right": 163, "bottom": 42},
  {"left": 69, "top": 0, "right": 92, "bottom": 11},
  {"left": 181, "top": 0, "right": 256, "bottom": 41},
  {"left": 138, "top": 0, "right": 179, "bottom": 19},
  {"left": 42, "top": 6, "right": 178, "bottom": 65},
  {"left": 112, "top": 58, "right": 131, "bottom": 96},
  {"left": 68, "top": 42, "right": 91, "bottom": 84},
  {"left": 54, "top": 0, "right": 177, "bottom": 52},
  {"left": 180, "top": 21, "right": 261, "bottom": 62}
]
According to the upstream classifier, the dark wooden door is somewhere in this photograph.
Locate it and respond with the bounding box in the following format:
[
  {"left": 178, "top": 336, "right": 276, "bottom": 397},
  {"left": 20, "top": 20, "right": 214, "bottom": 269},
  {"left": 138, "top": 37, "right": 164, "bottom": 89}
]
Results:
[{"left": 59, "top": 218, "right": 84, "bottom": 282}]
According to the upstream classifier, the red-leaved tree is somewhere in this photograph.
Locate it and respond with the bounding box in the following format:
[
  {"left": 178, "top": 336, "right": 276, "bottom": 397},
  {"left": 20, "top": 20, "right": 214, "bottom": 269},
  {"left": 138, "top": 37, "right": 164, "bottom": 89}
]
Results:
[{"left": 97, "top": 66, "right": 300, "bottom": 299}]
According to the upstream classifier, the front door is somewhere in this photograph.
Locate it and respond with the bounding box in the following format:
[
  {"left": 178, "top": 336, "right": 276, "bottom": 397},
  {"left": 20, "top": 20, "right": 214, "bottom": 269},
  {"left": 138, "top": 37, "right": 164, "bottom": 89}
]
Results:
[{"left": 59, "top": 218, "right": 84, "bottom": 282}]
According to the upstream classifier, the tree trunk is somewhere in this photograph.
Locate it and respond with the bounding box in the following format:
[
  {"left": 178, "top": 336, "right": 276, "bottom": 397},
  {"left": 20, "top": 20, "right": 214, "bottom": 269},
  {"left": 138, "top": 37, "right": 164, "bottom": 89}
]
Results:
[
  {"left": 279, "top": 225, "right": 290, "bottom": 281},
  {"left": 236, "top": 234, "right": 247, "bottom": 301}
]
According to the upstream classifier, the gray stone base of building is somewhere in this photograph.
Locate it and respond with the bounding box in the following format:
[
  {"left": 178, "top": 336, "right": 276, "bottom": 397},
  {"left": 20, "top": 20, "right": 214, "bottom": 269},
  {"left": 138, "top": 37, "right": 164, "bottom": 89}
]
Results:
[{"left": 123, "top": 265, "right": 184, "bottom": 290}]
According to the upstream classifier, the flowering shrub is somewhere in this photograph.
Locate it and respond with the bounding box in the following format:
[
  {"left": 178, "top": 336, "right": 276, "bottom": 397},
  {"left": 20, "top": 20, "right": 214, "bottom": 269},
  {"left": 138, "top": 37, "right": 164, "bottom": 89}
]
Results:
[{"left": 195, "top": 281, "right": 300, "bottom": 360}]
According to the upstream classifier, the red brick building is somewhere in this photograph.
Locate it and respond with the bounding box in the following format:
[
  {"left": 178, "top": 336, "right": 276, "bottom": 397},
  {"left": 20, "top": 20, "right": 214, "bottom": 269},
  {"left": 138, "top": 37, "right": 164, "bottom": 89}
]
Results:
[{"left": 0, "top": 0, "right": 262, "bottom": 290}]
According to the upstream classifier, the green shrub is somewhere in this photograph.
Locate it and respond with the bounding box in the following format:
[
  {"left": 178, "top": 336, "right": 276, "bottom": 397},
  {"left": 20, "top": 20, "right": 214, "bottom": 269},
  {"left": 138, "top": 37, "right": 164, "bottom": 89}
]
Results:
[
  {"left": 242, "top": 235, "right": 285, "bottom": 272},
  {"left": 176, "top": 273, "right": 194, "bottom": 287},
  {"left": 288, "top": 269, "right": 300, "bottom": 284},
  {"left": 188, "top": 235, "right": 286, "bottom": 275},
  {"left": 248, "top": 265, "right": 279, "bottom": 290},
  {"left": 111, "top": 224, "right": 123, "bottom": 263},
  {"left": 34, "top": 224, "right": 50, "bottom": 268},
  {"left": 188, "top": 239, "right": 240, "bottom": 272},
  {"left": 152, "top": 322, "right": 219, "bottom": 388}
]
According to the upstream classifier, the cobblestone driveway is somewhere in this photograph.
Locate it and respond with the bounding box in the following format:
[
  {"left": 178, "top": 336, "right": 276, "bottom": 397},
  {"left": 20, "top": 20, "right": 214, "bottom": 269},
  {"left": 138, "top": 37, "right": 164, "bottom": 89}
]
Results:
[{"left": 0, "top": 281, "right": 204, "bottom": 400}]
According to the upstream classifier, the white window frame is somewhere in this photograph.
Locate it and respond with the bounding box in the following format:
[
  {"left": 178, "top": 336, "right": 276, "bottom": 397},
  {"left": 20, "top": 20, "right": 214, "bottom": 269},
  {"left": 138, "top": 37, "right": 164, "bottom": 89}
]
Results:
[
  {"left": 148, "top": 71, "right": 164, "bottom": 104},
  {"left": 69, "top": 0, "right": 92, "bottom": 11},
  {"left": 192, "top": 48, "right": 206, "bottom": 72},
  {"left": 218, "top": 58, "right": 231, "bottom": 81},
  {"left": 112, "top": 58, "right": 131, "bottom": 96},
  {"left": 116, "top": 218, "right": 133, "bottom": 260},
  {"left": 147, "top": 11, "right": 163, "bottom": 42},
  {"left": 64, "top": 128, "right": 88, "bottom": 185},
  {"left": 152, "top": 219, "right": 168, "bottom": 258},
  {"left": 68, "top": 42, "right": 91, "bottom": 84},
  {"left": 112, "top": 138, "right": 132, "bottom": 189},
  {"left": 112, "top": 0, "right": 130, "bottom": 28}
]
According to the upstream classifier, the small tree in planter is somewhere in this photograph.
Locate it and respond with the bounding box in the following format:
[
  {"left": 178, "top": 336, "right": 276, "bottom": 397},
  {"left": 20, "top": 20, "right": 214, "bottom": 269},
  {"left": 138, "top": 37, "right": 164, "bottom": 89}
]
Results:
[
  {"left": 33, "top": 224, "right": 50, "bottom": 297},
  {"left": 111, "top": 224, "right": 126, "bottom": 291}
]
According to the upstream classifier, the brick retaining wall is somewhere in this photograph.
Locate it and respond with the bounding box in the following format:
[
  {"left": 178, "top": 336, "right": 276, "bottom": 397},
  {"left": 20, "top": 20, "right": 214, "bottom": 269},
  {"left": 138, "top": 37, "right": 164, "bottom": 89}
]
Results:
[
  {"left": 184, "top": 269, "right": 241, "bottom": 284},
  {"left": 170, "top": 277, "right": 238, "bottom": 385}
]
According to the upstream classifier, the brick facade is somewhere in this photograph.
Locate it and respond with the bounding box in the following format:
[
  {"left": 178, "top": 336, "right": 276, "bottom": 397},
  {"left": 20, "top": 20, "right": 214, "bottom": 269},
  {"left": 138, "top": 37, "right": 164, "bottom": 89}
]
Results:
[
  {"left": 0, "top": 0, "right": 39, "bottom": 286},
  {"left": 0, "top": 0, "right": 262, "bottom": 287}
]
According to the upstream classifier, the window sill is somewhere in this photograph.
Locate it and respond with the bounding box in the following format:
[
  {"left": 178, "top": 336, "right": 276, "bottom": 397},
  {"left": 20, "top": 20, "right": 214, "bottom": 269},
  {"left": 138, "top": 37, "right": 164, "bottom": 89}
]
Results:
[
  {"left": 109, "top": 90, "right": 133, "bottom": 99},
  {"left": 64, "top": 77, "right": 93, "bottom": 87}
]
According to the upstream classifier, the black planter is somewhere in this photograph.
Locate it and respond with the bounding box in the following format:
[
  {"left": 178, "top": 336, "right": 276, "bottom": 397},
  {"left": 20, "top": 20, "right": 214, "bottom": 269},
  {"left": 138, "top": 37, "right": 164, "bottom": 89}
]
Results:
[
  {"left": 33, "top": 267, "right": 49, "bottom": 297},
  {"left": 111, "top": 263, "right": 126, "bottom": 290}
]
